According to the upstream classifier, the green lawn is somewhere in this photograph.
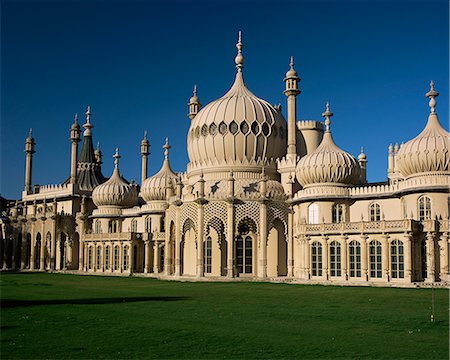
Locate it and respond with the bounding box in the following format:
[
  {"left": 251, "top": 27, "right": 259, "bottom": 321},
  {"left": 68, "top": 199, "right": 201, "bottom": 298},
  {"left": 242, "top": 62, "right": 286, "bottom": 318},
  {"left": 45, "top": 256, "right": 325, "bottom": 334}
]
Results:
[{"left": 1, "top": 273, "right": 448, "bottom": 359}]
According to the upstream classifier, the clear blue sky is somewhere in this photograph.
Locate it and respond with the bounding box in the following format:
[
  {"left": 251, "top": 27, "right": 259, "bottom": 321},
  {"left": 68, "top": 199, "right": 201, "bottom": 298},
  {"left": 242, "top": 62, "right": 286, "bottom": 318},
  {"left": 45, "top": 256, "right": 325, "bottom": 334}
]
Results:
[{"left": 1, "top": 0, "right": 448, "bottom": 200}]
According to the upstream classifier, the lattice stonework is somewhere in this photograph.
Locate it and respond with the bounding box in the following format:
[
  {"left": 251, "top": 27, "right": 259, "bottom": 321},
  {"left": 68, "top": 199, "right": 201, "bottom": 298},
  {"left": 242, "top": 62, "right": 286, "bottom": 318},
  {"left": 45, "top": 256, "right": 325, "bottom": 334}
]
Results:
[
  {"left": 204, "top": 201, "right": 227, "bottom": 236},
  {"left": 268, "top": 201, "right": 289, "bottom": 235},
  {"left": 166, "top": 206, "right": 177, "bottom": 230},
  {"left": 235, "top": 201, "right": 260, "bottom": 234},
  {"left": 180, "top": 202, "right": 199, "bottom": 235}
]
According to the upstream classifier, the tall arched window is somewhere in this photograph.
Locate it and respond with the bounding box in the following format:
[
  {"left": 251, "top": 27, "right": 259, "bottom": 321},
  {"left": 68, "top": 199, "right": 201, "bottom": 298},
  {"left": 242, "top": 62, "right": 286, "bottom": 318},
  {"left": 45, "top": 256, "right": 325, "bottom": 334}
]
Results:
[
  {"left": 369, "top": 240, "right": 382, "bottom": 278},
  {"left": 88, "top": 246, "right": 93, "bottom": 270},
  {"left": 145, "top": 216, "right": 152, "bottom": 233},
  {"left": 369, "top": 203, "right": 381, "bottom": 222},
  {"left": 418, "top": 196, "right": 431, "bottom": 221},
  {"left": 109, "top": 220, "right": 119, "bottom": 233},
  {"left": 96, "top": 247, "right": 102, "bottom": 270},
  {"left": 308, "top": 204, "right": 319, "bottom": 224},
  {"left": 330, "top": 241, "right": 341, "bottom": 277},
  {"left": 204, "top": 236, "right": 212, "bottom": 274},
  {"left": 236, "top": 235, "right": 253, "bottom": 274},
  {"left": 114, "top": 246, "right": 119, "bottom": 270},
  {"left": 349, "top": 240, "right": 361, "bottom": 278},
  {"left": 311, "top": 241, "right": 322, "bottom": 276},
  {"left": 95, "top": 220, "right": 102, "bottom": 234},
  {"left": 332, "top": 204, "right": 344, "bottom": 223},
  {"left": 391, "top": 240, "right": 404, "bottom": 279},
  {"left": 35, "top": 233, "right": 41, "bottom": 269},
  {"left": 160, "top": 215, "right": 165, "bottom": 232},
  {"left": 131, "top": 219, "right": 138, "bottom": 232},
  {"left": 123, "top": 246, "right": 129, "bottom": 271},
  {"left": 105, "top": 246, "right": 110, "bottom": 270}
]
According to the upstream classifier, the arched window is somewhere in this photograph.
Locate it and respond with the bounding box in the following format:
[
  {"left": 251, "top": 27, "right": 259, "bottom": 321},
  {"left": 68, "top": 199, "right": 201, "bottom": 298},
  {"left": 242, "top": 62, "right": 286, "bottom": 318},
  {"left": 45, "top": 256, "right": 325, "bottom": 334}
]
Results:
[
  {"left": 332, "top": 204, "right": 344, "bottom": 223},
  {"left": 349, "top": 240, "right": 361, "bottom": 278},
  {"left": 105, "top": 246, "right": 110, "bottom": 270},
  {"left": 311, "top": 241, "right": 322, "bottom": 276},
  {"left": 35, "top": 233, "right": 41, "bottom": 269},
  {"left": 131, "top": 219, "right": 138, "bottom": 233},
  {"left": 369, "top": 203, "right": 381, "bottom": 222},
  {"left": 418, "top": 196, "right": 431, "bottom": 221},
  {"left": 114, "top": 246, "right": 119, "bottom": 270},
  {"left": 96, "top": 247, "right": 102, "bottom": 270},
  {"left": 88, "top": 246, "right": 93, "bottom": 270},
  {"left": 94, "top": 220, "right": 102, "bottom": 234},
  {"left": 109, "top": 220, "right": 119, "bottom": 233},
  {"left": 308, "top": 204, "right": 319, "bottom": 224},
  {"left": 369, "top": 240, "right": 382, "bottom": 278},
  {"left": 330, "top": 241, "right": 341, "bottom": 277},
  {"left": 236, "top": 235, "right": 253, "bottom": 274},
  {"left": 123, "top": 246, "right": 129, "bottom": 271},
  {"left": 160, "top": 215, "right": 165, "bottom": 232},
  {"left": 391, "top": 240, "right": 404, "bottom": 279},
  {"left": 204, "top": 236, "right": 212, "bottom": 274},
  {"left": 145, "top": 216, "right": 152, "bottom": 233}
]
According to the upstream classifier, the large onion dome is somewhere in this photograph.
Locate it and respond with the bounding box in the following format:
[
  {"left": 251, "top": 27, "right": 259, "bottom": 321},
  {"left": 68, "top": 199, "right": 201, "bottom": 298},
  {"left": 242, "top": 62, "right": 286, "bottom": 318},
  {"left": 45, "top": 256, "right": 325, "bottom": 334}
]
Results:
[
  {"left": 140, "top": 138, "right": 177, "bottom": 202},
  {"left": 396, "top": 82, "right": 450, "bottom": 178},
  {"left": 92, "top": 149, "right": 138, "bottom": 208},
  {"left": 187, "top": 32, "right": 287, "bottom": 173},
  {"left": 296, "top": 103, "right": 360, "bottom": 187}
]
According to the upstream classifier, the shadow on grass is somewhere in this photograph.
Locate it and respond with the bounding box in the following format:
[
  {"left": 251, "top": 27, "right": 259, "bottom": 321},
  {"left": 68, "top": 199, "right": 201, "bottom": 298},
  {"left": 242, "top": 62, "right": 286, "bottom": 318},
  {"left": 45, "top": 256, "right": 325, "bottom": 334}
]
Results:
[{"left": 1, "top": 296, "right": 189, "bottom": 308}]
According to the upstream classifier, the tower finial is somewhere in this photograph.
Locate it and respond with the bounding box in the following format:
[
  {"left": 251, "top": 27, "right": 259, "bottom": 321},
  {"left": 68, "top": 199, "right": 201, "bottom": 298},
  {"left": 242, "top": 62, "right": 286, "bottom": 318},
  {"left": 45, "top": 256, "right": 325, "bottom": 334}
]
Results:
[
  {"left": 235, "top": 31, "right": 244, "bottom": 71},
  {"left": 425, "top": 80, "right": 439, "bottom": 114},
  {"left": 193, "top": 84, "right": 197, "bottom": 96},
  {"left": 74, "top": 113, "right": 78, "bottom": 124},
  {"left": 28, "top": 128, "right": 33, "bottom": 138},
  {"left": 322, "top": 101, "right": 333, "bottom": 132},
  {"left": 290, "top": 56, "right": 294, "bottom": 69},
  {"left": 143, "top": 130, "right": 147, "bottom": 140},
  {"left": 85, "top": 105, "right": 91, "bottom": 123},
  {"left": 113, "top": 147, "right": 120, "bottom": 168},
  {"left": 163, "top": 137, "right": 171, "bottom": 160},
  {"left": 83, "top": 105, "right": 93, "bottom": 136}
]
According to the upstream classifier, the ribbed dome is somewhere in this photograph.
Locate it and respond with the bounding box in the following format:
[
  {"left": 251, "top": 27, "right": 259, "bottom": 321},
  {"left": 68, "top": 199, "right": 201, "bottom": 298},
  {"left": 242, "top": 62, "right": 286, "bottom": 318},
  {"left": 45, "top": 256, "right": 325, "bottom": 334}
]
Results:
[
  {"left": 187, "top": 34, "right": 287, "bottom": 172},
  {"left": 92, "top": 150, "right": 138, "bottom": 208},
  {"left": 296, "top": 105, "right": 360, "bottom": 187},
  {"left": 396, "top": 83, "right": 449, "bottom": 178},
  {"left": 140, "top": 139, "right": 177, "bottom": 202}
]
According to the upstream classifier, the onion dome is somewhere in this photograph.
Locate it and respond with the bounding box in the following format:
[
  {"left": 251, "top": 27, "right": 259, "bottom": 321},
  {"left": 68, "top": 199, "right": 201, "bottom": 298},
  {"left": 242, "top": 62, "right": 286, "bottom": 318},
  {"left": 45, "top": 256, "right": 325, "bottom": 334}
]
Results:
[
  {"left": 358, "top": 147, "right": 367, "bottom": 161},
  {"left": 396, "top": 81, "right": 450, "bottom": 178},
  {"left": 92, "top": 148, "right": 138, "bottom": 208},
  {"left": 140, "top": 138, "right": 177, "bottom": 202},
  {"left": 296, "top": 103, "right": 360, "bottom": 187},
  {"left": 187, "top": 32, "right": 287, "bottom": 172},
  {"left": 284, "top": 56, "right": 300, "bottom": 80}
]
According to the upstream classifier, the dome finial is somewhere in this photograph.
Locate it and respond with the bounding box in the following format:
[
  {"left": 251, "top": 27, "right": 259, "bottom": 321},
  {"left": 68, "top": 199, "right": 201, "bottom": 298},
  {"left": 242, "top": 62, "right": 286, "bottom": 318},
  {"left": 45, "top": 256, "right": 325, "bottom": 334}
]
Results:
[
  {"left": 83, "top": 105, "right": 94, "bottom": 136},
  {"left": 113, "top": 147, "right": 120, "bottom": 168},
  {"left": 235, "top": 31, "right": 244, "bottom": 71},
  {"left": 322, "top": 101, "right": 333, "bottom": 132},
  {"left": 163, "top": 137, "right": 171, "bottom": 160},
  {"left": 426, "top": 80, "right": 439, "bottom": 114},
  {"left": 74, "top": 113, "right": 78, "bottom": 124},
  {"left": 290, "top": 56, "right": 294, "bottom": 69},
  {"left": 28, "top": 128, "right": 33, "bottom": 139}
]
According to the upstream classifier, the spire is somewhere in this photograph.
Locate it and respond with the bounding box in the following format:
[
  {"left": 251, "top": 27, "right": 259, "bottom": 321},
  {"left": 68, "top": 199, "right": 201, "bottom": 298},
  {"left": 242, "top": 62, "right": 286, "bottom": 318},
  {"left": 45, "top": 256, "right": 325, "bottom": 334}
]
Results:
[
  {"left": 113, "top": 147, "right": 120, "bottom": 168},
  {"left": 83, "top": 105, "right": 93, "bottom": 136},
  {"left": 188, "top": 84, "right": 202, "bottom": 120},
  {"left": 141, "top": 130, "right": 150, "bottom": 155},
  {"left": 426, "top": 80, "right": 439, "bottom": 114},
  {"left": 163, "top": 137, "right": 171, "bottom": 160},
  {"left": 322, "top": 101, "right": 333, "bottom": 132},
  {"left": 235, "top": 31, "right": 244, "bottom": 72}
]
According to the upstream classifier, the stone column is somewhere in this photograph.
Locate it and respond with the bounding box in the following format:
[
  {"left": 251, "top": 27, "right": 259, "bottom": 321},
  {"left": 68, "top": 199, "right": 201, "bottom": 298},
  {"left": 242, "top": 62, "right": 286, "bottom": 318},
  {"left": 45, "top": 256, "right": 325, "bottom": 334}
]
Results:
[
  {"left": 119, "top": 242, "right": 124, "bottom": 273},
  {"left": 20, "top": 220, "right": 27, "bottom": 269},
  {"left": 360, "top": 235, "right": 368, "bottom": 281},
  {"left": 425, "top": 232, "right": 435, "bottom": 282},
  {"left": 129, "top": 242, "right": 134, "bottom": 274},
  {"left": 259, "top": 200, "right": 268, "bottom": 278},
  {"left": 287, "top": 206, "right": 294, "bottom": 277},
  {"left": 403, "top": 233, "right": 412, "bottom": 282},
  {"left": 197, "top": 204, "right": 205, "bottom": 278},
  {"left": 144, "top": 240, "right": 150, "bottom": 274},
  {"left": 381, "top": 234, "right": 390, "bottom": 281},
  {"left": 55, "top": 236, "right": 61, "bottom": 271},
  {"left": 51, "top": 215, "right": 57, "bottom": 270},
  {"left": 226, "top": 202, "right": 234, "bottom": 278},
  {"left": 341, "top": 236, "right": 348, "bottom": 280},
  {"left": 322, "top": 237, "right": 328, "bottom": 279},
  {"left": 30, "top": 218, "right": 36, "bottom": 270},
  {"left": 175, "top": 207, "right": 181, "bottom": 276},
  {"left": 153, "top": 242, "right": 159, "bottom": 274},
  {"left": 439, "top": 233, "right": 449, "bottom": 282},
  {"left": 39, "top": 217, "right": 46, "bottom": 270},
  {"left": 304, "top": 238, "right": 310, "bottom": 279},
  {"left": 164, "top": 216, "right": 171, "bottom": 275}
]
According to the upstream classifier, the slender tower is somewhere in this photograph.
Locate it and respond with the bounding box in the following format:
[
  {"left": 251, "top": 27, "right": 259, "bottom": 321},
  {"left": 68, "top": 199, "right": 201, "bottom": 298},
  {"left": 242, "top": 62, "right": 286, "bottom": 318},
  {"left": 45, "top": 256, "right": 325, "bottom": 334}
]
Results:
[
  {"left": 24, "top": 128, "right": 36, "bottom": 193},
  {"left": 283, "top": 56, "right": 300, "bottom": 160},
  {"left": 140, "top": 130, "right": 150, "bottom": 184},
  {"left": 69, "top": 114, "right": 81, "bottom": 184},
  {"left": 188, "top": 85, "right": 201, "bottom": 120},
  {"left": 358, "top": 147, "right": 367, "bottom": 184}
]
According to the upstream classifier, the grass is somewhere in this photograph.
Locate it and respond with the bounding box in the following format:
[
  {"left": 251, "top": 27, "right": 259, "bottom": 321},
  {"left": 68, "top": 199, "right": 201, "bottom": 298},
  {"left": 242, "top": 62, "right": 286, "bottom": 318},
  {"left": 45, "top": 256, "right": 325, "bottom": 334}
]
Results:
[{"left": 1, "top": 273, "right": 448, "bottom": 359}]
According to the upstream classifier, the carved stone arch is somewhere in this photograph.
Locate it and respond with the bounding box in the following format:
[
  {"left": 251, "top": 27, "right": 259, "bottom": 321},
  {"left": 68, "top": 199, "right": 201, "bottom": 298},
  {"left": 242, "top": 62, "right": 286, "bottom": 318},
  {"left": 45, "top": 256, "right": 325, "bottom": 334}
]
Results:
[
  {"left": 206, "top": 217, "right": 225, "bottom": 248},
  {"left": 267, "top": 202, "right": 289, "bottom": 236},
  {"left": 182, "top": 218, "right": 196, "bottom": 239},
  {"left": 236, "top": 216, "right": 257, "bottom": 235}
]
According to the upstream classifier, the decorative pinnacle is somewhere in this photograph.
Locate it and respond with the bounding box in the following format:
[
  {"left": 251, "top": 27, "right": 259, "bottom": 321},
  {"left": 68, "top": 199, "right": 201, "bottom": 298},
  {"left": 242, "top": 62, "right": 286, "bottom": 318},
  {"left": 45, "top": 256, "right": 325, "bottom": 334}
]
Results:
[
  {"left": 28, "top": 128, "right": 33, "bottom": 139},
  {"left": 113, "top": 147, "right": 120, "bottom": 168},
  {"left": 143, "top": 130, "right": 147, "bottom": 140},
  {"left": 425, "top": 80, "right": 439, "bottom": 114},
  {"left": 74, "top": 113, "right": 78, "bottom": 124},
  {"left": 193, "top": 84, "right": 197, "bottom": 97},
  {"left": 96, "top": 142, "right": 101, "bottom": 152},
  {"left": 83, "top": 105, "right": 93, "bottom": 135},
  {"left": 163, "top": 137, "right": 171, "bottom": 160},
  {"left": 290, "top": 56, "right": 294, "bottom": 69},
  {"left": 322, "top": 101, "right": 333, "bottom": 131},
  {"left": 235, "top": 31, "right": 244, "bottom": 71},
  {"left": 85, "top": 106, "right": 91, "bottom": 123}
]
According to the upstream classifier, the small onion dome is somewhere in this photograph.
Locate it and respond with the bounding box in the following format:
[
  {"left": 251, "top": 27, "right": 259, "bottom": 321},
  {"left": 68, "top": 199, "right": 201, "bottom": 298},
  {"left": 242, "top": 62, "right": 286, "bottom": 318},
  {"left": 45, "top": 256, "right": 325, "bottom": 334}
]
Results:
[
  {"left": 358, "top": 147, "right": 367, "bottom": 161},
  {"left": 284, "top": 56, "right": 299, "bottom": 79},
  {"left": 296, "top": 103, "right": 360, "bottom": 187},
  {"left": 140, "top": 138, "right": 177, "bottom": 202},
  {"left": 189, "top": 85, "right": 201, "bottom": 105},
  {"left": 396, "top": 81, "right": 450, "bottom": 178},
  {"left": 92, "top": 148, "right": 138, "bottom": 207}
]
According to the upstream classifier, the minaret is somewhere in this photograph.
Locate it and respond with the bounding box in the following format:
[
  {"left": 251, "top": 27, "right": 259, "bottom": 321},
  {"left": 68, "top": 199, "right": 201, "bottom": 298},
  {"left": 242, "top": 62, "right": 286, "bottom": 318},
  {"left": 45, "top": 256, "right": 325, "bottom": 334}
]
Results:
[
  {"left": 188, "top": 85, "right": 201, "bottom": 120},
  {"left": 284, "top": 56, "right": 300, "bottom": 160},
  {"left": 358, "top": 147, "right": 367, "bottom": 184},
  {"left": 140, "top": 130, "right": 150, "bottom": 185},
  {"left": 69, "top": 114, "right": 81, "bottom": 184},
  {"left": 24, "top": 128, "right": 35, "bottom": 193}
]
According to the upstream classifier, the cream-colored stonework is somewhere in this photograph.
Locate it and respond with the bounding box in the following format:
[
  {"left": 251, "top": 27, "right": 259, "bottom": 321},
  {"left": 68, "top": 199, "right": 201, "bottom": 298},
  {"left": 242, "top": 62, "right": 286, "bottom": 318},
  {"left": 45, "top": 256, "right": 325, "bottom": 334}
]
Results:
[{"left": 1, "top": 33, "right": 449, "bottom": 287}]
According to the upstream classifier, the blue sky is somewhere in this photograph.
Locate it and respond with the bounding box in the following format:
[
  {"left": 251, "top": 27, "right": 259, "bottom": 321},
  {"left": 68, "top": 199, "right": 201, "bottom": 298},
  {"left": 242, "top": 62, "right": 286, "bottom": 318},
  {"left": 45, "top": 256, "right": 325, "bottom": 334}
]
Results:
[{"left": 1, "top": 0, "right": 449, "bottom": 200}]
